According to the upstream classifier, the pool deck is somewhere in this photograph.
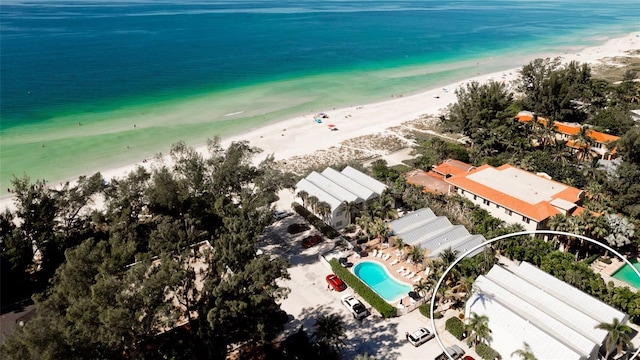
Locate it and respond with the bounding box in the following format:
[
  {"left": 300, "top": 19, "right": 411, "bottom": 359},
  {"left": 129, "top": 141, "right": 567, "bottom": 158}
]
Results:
[
  {"left": 590, "top": 257, "right": 639, "bottom": 290},
  {"left": 347, "top": 246, "right": 428, "bottom": 312}
]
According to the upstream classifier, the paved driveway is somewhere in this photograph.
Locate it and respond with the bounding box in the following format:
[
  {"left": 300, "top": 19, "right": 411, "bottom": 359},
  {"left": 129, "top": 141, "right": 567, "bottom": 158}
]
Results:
[{"left": 264, "top": 216, "right": 479, "bottom": 359}]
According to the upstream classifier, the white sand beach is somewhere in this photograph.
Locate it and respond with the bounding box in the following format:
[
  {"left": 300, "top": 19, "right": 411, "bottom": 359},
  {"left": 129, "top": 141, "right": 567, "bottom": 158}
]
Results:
[{"left": 1, "top": 32, "right": 639, "bottom": 212}]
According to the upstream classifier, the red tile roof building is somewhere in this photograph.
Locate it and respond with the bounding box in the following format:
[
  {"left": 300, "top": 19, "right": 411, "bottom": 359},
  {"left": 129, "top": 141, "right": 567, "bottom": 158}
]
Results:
[
  {"left": 445, "top": 164, "right": 585, "bottom": 231},
  {"left": 515, "top": 111, "right": 619, "bottom": 160}
]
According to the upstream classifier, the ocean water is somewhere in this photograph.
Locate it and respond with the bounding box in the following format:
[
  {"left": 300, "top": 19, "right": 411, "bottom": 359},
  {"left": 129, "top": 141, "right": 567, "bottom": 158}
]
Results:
[{"left": 1, "top": 0, "right": 639, "bottom": 191}]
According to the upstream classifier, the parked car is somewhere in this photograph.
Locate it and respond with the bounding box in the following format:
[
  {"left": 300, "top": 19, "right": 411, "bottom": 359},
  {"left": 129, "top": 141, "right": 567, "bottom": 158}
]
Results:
[
  {"left": 274, "top": 210, "right": 292, "bottom": 220},
  {"left": 341, "top": 294, "right": 369, "bottom": 320},
  {"left": 325, "top": 274, "right": 347, "bottom": 292},
  {"left": 301, "top": 234, "right": 323, "bottom": 248},
  {"left": 462, "top": 356, "right": 476, "bottom": 360},
  {"left": 287, "top": 223, "right": 310, "bottom": 234},
  {"left": 405, "top": 327, "right": 434, "bottom": 347},
  {"left": 435, "top": 345, "right": 465, "bottom": 360}
]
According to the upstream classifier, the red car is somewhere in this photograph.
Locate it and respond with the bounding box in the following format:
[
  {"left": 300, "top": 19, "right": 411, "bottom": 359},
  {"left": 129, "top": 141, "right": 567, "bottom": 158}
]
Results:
[
  {"left": 462, "top": 356, "right": 476, "bottom": 360},
  {"left": 326, "top": 274, "right": 347, "bottom": 292},
  {"left": 302, "top": 234, "right": 323, "bottom": 248}
]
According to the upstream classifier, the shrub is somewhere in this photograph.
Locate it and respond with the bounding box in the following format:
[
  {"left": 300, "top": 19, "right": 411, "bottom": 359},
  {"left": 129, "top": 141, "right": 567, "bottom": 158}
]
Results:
[
  {"left": 476, "top": 343, "right": 501, "bottom": 360},
  {"left": 600, "top": 257, "right": 612, "bottom": 264},
  {"left": 418, "top": 303, "right": 442, "bottom": 319},
  {"left": 292, "top": 202, "right": 340, "bottom": 239},
  {"left": 445, "top": 316, "right": 466, "bottom": 340},
  {"left": 329, "top": 259, "right": 397, "bottom": 318}
]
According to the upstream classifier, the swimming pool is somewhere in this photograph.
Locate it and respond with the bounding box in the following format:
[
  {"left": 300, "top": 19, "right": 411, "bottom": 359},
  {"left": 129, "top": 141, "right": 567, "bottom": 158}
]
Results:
[
  {"left": 353, "top": 261, "right": 412, "bottom": 302},
  {"left": 612, "top": 259, "right": 640, "bottom": 288}
]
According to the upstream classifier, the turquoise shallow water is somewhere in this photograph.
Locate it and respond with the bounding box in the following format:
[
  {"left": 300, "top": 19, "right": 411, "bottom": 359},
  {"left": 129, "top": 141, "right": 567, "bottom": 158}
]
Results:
[
  {"left": 612, "top": 259, "right": 640, "bottom": 288},
  {"left": 1, "top": 1, "right": 639, "bottom": 191},
  {"left": 354, "top": 261, "right": 412, "bottom": 302}
]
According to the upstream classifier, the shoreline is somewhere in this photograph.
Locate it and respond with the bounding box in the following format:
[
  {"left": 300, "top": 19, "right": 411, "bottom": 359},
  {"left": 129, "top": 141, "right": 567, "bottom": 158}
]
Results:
[{"left": 2, "top": 31, "right": 639, "bottom": 211}]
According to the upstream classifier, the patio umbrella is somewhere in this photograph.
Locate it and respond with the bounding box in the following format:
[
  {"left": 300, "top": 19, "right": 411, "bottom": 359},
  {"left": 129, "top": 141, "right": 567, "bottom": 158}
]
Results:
[{"left": 327, "top": 124, "right": 336, "bottom": 128}]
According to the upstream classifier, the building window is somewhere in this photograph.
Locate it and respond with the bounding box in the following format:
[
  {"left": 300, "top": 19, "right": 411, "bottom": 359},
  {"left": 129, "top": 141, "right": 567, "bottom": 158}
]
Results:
[
  {"left": 336, "top": 221, "right": 343, "bottom": 227},
  {"left": 473, "top": 195, "right": 477, "bottom": 200},
  {"left": 461, "top": 190, "right": 465, "bottom": 195},
  {"left": 483, "top": 199, "right": 490, "bottom": 206},
  {"left": 522, "top": 216, "right": 530, "bottom": 224},
  {"left": 336, "top": 210, "right": 343, "bottom": 217},
  {"left": 505, "top": 209, "right": 512, "bottom": 216},
  {"left": 495, "top": 203, "right": 500, "bottom": 209}
]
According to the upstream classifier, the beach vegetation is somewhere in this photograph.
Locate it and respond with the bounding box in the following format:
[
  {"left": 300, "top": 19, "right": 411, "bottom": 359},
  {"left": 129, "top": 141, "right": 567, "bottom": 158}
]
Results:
[
  {"left": 312, "top": 313, "right": 346, "bottom": 357},
  {"left": 0, "top": 139, "right": 293, "bottom": 359}
]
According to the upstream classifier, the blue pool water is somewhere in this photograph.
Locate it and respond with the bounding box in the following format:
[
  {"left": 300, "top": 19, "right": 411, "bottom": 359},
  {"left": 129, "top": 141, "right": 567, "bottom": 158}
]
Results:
[
  {"left": 612, "top": 259, "right": 640, "bottom": 288},
  {"left": 353, "top": 261, "right": 412, "bottom": 302}
]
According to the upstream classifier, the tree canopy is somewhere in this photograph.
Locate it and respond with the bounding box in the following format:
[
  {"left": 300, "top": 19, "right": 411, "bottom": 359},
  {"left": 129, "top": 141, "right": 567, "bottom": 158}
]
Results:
[{"left": 1, "top": 138, "right": 292, "bottom": 359}]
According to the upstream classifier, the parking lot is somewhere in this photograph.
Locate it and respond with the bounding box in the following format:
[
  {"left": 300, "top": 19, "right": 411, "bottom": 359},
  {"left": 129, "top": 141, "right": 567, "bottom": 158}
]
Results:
[{"left": 262, "top": 213, "right": 481, "bottom": 359}]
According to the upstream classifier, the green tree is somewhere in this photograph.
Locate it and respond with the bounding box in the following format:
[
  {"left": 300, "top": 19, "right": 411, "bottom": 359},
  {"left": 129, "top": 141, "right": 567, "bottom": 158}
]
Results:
[
  {"left": 511, "top": 342, "right": 537, "bottom": 360},
  {"left": 298, "top": 190, "right": 309, "bottom": 208},
  {"left": 617, "top": 127, "right": 640, "bottom": 166},
  {"left": 595, "top": 317, "right": 632, "bottom": 359},
  {"left": 465, "top": 312, "right": 491, "bottom": 347},
  {"left": 605, "top": 214, "right": 636, "bottom": 249},
  {"left": 1, "top": 140, "right": 292, "bottom": 360},
  {"left": 570, "top": 126, "right": 595, "bottom": 162},
  {"left": 312, "top": 313, "right": 346, "bottom": 355}
]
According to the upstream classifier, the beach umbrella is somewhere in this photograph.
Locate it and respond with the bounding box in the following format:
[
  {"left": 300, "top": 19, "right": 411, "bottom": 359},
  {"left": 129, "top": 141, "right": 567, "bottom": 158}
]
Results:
[{"left": 327, "top": 124, "right": 336, "bottom": 128}]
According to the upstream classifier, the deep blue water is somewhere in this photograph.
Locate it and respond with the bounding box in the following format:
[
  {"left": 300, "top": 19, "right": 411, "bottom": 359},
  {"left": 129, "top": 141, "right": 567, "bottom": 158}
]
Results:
[{"left": 2, "top": 0, "right": 638, "bottom": 128}]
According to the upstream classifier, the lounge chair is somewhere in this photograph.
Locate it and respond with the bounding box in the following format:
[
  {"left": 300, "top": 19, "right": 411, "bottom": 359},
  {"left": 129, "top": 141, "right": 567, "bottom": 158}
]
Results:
[
  {"left": 389, "top": 259, "right": 398, "bottom": 266},
  {"left": 372, "top": 249, "right": 377, "bottom": 257},
  {"left": 413, "top": 276, "right": 422, "bottom": 283},
  {"left": 377, "top": 251, "right": 384, "bottom": 258},
  {"left": 406, "top": 272, "right": 415, "bottom": 279},
  {"left": 383, "top": 254, "right": 391, "bottom": 261},
  {"left": 396, "top": 266, "right": 405, "bottom": 273},
  {"left": 401, "top": 269, "right": 411, "bottom": 276}
]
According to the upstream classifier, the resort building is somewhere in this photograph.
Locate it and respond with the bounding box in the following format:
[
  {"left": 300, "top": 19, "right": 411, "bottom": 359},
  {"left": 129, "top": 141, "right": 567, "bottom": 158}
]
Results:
[
  {"left": 466, "top": 262, "right": 629, "bottom": 360},
  {"left": 388, "top": 208, "right": 486, "bottom": 258},
  {"left": 516, "top": 111, "right": 619, "bottom": 160},
  {"left": 445, "top": 164, "right": 585, "bottom": 231},
  {"left": 295, "top": 166, "right": 387, "bottom": 229},
  {"left": 404, "top": 159, "right": 475, "bottom": 194}
]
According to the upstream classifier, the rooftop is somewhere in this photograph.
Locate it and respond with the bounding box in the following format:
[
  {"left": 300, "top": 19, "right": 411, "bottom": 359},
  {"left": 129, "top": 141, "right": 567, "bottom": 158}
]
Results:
[
  {"left": 467, "top": 262, "right": 628, "bottom": 360},
  {"left": 389, "top": 208, "right": 485, "bottom": 258},
  {"left": 445, "top": 164, "right": 583, "bottom": 222}
]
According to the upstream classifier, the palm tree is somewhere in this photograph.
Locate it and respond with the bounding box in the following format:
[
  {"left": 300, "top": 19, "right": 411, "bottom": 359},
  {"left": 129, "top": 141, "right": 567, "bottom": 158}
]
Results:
[
  {"left": 342, "top": 200, "right": 359, "bottom": 225},
  {"left": 547, "top": 213, "right": 571, "bottom": 251},
  {"left": 413, "top": 279, "right": 430, "bottom": 297},
  {"left": 356, "top": 213, "right": 373, "bottom": 241},
  {"left": 313, "top": 313, "right": 347, "bottom": 354},
  {"left": 307, "top": 195, "right": 319, "bottom": 214},
  {"left": 395, "top": 237, "right": 407, "bottom": 259},
  {"left": 570, "top": 126, "right": 595, "bottom": 162},
  {"left": 408, "top": 245, "right": 427, "bottom": 269},
  {"left": 595, "top": 317, "right": 632, "bottom": 359},
  {"left": 511, "top": 342, "right": 537, "bottom": 360},
  {"left": 466, "top": 312, "right": 491, "bottom": 347},
  {"left": 439, "top": 247, "right": 458, "bottom": 269},
  {"left": 317, "top": 201, "right": 331, "bottom": 223},
  {"left": 298, "top": 190, "right": 309, "bottom": 209}
]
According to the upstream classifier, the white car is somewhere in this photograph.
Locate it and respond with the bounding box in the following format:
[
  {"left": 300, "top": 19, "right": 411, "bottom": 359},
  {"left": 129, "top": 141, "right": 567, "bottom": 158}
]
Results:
[
  {"left": 405, "top": 327, "right": 434, "bottom": 347},
  {"left": 341, "top": 294, "right": 369, "bottom": 320}
]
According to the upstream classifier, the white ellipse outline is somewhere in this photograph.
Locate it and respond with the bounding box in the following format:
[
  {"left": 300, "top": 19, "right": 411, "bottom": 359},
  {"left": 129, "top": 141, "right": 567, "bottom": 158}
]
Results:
[{"left": 428, "top": 230, "right": 640, "bottom": 360}]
